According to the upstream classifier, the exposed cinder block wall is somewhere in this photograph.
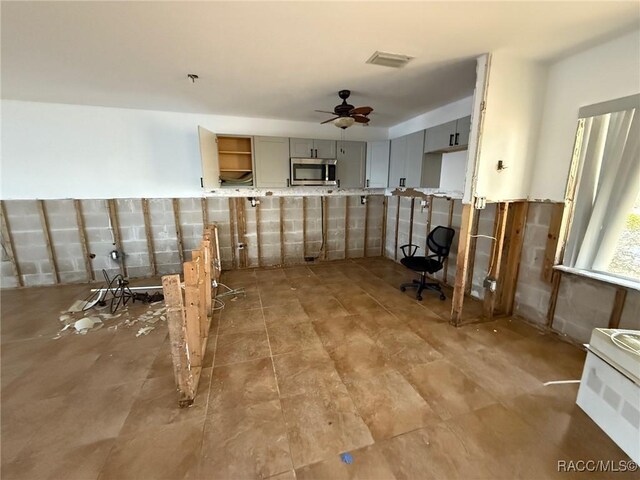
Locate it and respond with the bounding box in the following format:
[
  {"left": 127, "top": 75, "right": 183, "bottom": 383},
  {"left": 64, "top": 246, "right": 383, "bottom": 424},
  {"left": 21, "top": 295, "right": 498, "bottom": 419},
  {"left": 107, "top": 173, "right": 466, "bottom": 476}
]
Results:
[
  {"left": 383, "top": 195, "right": 492, "bottom": 299},
  {"left": 514, "top": 202, "right": 640, "bottom": 343},
  {"left": 514, "top": 203, "right": 555, "bottom": 324},
  {"left": 1, "top": 195, "right": 385, "bottom": 288}
]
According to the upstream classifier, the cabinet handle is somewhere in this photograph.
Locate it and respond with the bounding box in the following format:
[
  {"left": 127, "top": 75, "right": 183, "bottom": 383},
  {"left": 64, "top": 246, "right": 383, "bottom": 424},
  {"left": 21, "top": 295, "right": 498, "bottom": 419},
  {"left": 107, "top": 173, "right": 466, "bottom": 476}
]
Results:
[
  {"left": 449, "top": 134, "right": 454, "bottom": 146},
  {"left": 200, "top": 177, "right": 203, "bottom": 188},
  {"left": 366, "top": 179, "right": 370, "bottom": 188},
  {"left": 455, "top": 133, "right": 460, "bottom": 145},
  {"left": 310, "top": 148, "right": 314, "bottom": 157},
  {"left": 287, "top": 178, "right": 290, "bottom": 187},
  {"left": 337, "top": 179, "right": 340, "bottom": 188}
]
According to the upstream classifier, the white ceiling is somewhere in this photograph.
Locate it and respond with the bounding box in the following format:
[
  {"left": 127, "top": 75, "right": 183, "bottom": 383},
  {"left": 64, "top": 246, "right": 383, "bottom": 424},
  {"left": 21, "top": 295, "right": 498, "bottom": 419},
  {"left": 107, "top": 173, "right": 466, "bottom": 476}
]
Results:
[{"left": 2, "top": 1, "right": 638, "bottom": 126}]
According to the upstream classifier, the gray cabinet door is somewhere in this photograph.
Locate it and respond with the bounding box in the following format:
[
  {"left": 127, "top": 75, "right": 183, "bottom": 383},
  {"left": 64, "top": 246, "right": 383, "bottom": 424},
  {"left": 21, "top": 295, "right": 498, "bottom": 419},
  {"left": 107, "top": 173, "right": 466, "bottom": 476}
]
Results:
[
  {"left": 198, "top": 126, "right": 221, "bottom": 190},
  {"left": 424, "top": 120, "right": 456, "bottom": 153},
  {"left": 388, "top": 135, "right": 407, "bottom": 188},
  {"left": 455, "top": 115, "right": 472, "bottom": 147},
  {"left": 314, "top": 139, "right": 337, "bottom": 159},
  {"left": 290, "top": 138, "right": 314, "bottom": 158},
  {"left": 365, "top": 140, "right": 390, "bottom": 188},
  {"left": 254, "top": 136, "right": 290, "bottom": 188},
  {"left": 337, "top": 141, "right": 366, "bottom": 188},
  {"left": 405, "top": 130, "right": 425, "bottom": 188}
]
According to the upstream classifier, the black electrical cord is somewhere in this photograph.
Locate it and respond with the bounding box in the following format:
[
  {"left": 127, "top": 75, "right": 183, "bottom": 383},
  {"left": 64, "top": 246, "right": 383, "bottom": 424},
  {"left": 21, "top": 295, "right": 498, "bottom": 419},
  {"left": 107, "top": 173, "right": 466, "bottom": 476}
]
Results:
[{"left": 103, "top": 269, "right": 133, "bottom": 314}]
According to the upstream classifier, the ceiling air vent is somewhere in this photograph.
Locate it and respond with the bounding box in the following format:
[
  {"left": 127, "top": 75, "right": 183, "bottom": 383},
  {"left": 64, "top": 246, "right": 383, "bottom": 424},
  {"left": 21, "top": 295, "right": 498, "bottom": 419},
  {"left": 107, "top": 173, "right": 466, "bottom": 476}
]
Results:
[{"left": 366, "top": 51, "right": 413, "bottom": 68}]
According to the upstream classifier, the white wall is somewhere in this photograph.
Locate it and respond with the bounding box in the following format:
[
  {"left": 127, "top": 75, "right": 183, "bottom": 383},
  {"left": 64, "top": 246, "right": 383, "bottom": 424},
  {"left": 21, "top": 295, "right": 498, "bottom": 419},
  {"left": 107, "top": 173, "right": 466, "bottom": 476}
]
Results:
[
  {"left": 473, "top": 51, "right": 547, "bottom": 202},
  {"left": 531, "top": 29, "right": 640, "bottom": 201},
  {"left": 388, "top": 95, "right": 473, "bottom": 139},
  {"left": 0, "top": 100, "right": 387, "bottom": 199}
]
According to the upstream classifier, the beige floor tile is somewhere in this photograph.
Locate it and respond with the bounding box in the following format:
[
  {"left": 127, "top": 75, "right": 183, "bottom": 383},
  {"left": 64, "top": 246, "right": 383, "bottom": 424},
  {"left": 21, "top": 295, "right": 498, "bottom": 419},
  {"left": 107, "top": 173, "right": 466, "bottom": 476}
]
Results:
[
  {"left": 119, "top": 368, "right": 211, "bottom": 436},
  {"left": 312, "top": 315, "right": 374, "bottom": 350},
  {"left": 273, "top": 347, "right": 344, "bottom": 398},
  {"left": 208, "top": 358, "right": 279, "bottom": 413},
  {"left": 221, "top": 289, "right": 262, "bottom": 311},
  {"left": 1, "top": 258, "right": 627, "bottom": 480},
  {"left": 378, "top": 424, "right": 495, "bottom": 480},
  {"left": 2, "top": 438, "right": 115, "bottom": 480},
  {"left": 260, "top": 288, "right": 299, "bottom": 308},
  {"left": 342, "top": 369, "right": 439, "bottom": 440},
  {"left": 268, "top": 322, "right": 324, "bottom": 355},
  {"left": 328, "top": 340, "right": 391, "bottom": 376},
  {"left": 201, "top": 400, "right": 293, "bottom": 479},
  {"left": 299, "top": 297, "right": 350, "bottom": 320},
  {"left": 296, "top": 444, "right": 397, "bottom": 480},
  {"left": 215, "top": 330, "right": 271, "bottom": 366},
  {"left": 281, "top": 388, "right": 374, "bottom": 468},
  {"left": 374, "top": 327, "right": 443, "bottom": 368},
  {"left": 99, "top": 419, "right": 203, "bottom": 480},
  {"left": 402, "top": 359, "right": 497, "bottom": 420},
  {"left": 218, "top": 307, "right": 265, "bottom": 334},
  {"left": 263, "top": 300, "right": 310, "bottom": 326}
]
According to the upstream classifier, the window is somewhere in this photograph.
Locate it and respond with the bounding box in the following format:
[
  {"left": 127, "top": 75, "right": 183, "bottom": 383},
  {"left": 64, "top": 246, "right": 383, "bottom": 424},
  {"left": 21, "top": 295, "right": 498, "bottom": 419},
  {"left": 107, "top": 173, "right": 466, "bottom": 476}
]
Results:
[{"left": 563, "top": 94, "right": 640, "bottom": 283}]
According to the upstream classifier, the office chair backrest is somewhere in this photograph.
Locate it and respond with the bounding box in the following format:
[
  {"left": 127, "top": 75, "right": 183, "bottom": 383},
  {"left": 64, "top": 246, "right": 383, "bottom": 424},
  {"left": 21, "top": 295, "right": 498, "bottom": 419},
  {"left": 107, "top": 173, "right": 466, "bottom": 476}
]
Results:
[{"left": 427, "top": 226, "right": 456, "bottom": 263}]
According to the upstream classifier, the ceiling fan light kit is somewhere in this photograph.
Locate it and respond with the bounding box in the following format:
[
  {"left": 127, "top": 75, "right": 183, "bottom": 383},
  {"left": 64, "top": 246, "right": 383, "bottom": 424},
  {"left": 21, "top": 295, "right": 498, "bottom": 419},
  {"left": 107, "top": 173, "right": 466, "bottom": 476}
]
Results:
[
  {"left": 334, "top": 116, "right": 355, "bottom": 129},
  {"left": 316, "top": 90, "right": 373, "bottom": 129}
]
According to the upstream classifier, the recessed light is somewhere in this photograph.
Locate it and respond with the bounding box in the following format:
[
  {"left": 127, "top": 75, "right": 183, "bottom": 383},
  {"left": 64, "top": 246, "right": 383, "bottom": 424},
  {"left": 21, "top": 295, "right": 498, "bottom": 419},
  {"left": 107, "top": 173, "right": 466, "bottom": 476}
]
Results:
[{"left": 366, "top": 51, "right": 413, "bottom": 68}]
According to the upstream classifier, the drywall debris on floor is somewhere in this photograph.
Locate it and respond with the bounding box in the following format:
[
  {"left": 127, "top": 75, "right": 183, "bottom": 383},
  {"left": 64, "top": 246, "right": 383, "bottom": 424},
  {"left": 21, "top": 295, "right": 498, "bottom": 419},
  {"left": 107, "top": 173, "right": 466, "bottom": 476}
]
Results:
[
  {"left": 54, "top": 296, "right": 167, "bottom": 339},
  {"left": 136, "top": 326, "right": 155, "bottom": 337},
  {"left": 73, "top": 316, "right": 103, "bottom": 334}
]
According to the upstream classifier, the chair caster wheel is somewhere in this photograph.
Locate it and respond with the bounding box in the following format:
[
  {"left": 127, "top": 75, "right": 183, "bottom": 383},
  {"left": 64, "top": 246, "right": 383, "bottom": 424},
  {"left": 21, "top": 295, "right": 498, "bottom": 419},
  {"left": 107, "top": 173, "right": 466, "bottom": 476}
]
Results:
[
  {"left": 417, "top": 295, "right": 423, "bottom": 301},
  {"left": 439, "top": 294, "right": 446, "bottom": 301},
  {"left": 400, "top": 286, "right": 406, "bottom": 292}
]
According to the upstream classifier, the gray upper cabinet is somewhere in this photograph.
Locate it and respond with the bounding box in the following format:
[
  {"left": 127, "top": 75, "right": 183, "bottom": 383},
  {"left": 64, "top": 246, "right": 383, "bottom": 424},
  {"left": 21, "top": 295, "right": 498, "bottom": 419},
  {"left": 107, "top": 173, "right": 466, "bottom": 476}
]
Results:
[
  {"left": 404, "top": 130, "right": 425, "bottom": 188},
  {"left": 388, "top": 130, "right": 424, "bottom": 188},
  {"left": 314, "top": 139, "right": 337, "bottom": 159},
  {"left": 455, "top": 115, "right": 472, "bottom": 148},
  {"left": 289, "top": 138, "right": 336, "bottom": 158},
  {"left": 198, "top": 126, "right": 221, "bottom": 190},
  {"left": 337, "top": 141, "right": 366, "bottom": 188},
  {"left": 365, "top": 140, "right": 390, "bottom": 188},
  {"left": 389, "top": 135, "right": 407, "bottom": 188},
  {"left": 424, "top": 116, "right": 472, "bottom": 153},
  {"left": 424, "top": 120, "right": 457, "bottom": 153},
  {"left": 289, "top": 138, "right": 314, "bottom": 158},
  {"left": 254, "top": 136, "right": 290, "bottom": 188}
]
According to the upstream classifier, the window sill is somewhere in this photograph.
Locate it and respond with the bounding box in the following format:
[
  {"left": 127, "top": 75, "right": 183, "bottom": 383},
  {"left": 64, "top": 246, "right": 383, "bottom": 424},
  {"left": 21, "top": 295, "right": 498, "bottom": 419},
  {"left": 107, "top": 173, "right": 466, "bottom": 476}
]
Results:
[{"left": 554, "top": 265, "right": 640, "bottom": 292}]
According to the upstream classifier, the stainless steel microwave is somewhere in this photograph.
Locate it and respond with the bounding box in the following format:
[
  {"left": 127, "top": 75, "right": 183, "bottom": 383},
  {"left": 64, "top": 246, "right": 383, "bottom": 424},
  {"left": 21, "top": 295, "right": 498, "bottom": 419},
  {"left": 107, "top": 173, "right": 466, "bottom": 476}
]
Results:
[{"left": 290, "top": 158, "right": 337, "bottom": 186}]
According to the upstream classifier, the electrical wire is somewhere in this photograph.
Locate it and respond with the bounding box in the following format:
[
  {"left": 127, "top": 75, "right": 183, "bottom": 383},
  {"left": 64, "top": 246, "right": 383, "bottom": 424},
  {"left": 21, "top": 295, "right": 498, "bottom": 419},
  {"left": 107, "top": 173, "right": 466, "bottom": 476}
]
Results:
[
  {"left": 470, "top": 234, "right": 497, "bottom": 240},
  {"left": 610, "top": 331, "right": 640, "bottom": 356}
]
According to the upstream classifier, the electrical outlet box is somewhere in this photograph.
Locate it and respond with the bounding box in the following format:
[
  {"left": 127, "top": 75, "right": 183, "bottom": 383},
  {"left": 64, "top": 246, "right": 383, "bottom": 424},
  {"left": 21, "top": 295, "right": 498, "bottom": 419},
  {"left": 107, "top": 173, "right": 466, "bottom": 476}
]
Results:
[
  {"left": 420, "top": 200, "right": 428, "bottom": 207},
  {"left": 474, "top": 196, "right": 487, "bottom": 210},
  {"left": 483, "top": 276, "right": 497, "bottom": 292}
]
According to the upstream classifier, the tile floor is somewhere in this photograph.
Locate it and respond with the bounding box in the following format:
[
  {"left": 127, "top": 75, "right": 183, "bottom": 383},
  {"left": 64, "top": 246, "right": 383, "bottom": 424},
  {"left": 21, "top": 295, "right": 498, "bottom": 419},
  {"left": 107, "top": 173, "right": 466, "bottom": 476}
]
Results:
[{"left": 1, "top": 257, "right": 634, "bottom": 479}]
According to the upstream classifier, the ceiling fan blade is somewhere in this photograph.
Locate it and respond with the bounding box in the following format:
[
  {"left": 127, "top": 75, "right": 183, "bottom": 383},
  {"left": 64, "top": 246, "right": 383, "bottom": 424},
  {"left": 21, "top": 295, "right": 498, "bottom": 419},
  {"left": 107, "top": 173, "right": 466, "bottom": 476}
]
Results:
[
  {"left": 353, "top": 116, "right": 370, "bottom": 124},
  {"left": 315, "top": 110, "right": 338, "bottom": 115},
  {"left": 350, "top": 106, "right": 373, "bottom": 116},
  {"left": 320, "top": 117, "right": 340, "bottom": 124}
]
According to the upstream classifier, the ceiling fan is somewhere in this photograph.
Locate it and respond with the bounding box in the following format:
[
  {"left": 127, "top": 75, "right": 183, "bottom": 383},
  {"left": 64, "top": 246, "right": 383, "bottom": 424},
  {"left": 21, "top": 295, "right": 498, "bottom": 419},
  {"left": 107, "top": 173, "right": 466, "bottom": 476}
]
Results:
[{"left": 316, "top": 90, "right": 373, "bottom": 129}]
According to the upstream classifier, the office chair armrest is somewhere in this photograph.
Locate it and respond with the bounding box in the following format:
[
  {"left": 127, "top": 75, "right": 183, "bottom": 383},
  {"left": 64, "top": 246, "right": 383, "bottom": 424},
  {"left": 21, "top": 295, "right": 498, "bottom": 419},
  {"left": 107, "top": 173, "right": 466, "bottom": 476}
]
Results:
[{"left": 400, "top": 244, "right": 420, "bottom": 258}]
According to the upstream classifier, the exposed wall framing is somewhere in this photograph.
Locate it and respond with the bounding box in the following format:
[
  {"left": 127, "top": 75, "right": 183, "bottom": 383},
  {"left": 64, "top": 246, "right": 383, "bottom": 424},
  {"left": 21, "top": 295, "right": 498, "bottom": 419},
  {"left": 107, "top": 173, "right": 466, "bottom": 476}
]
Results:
[
  {"left": 141, "top": 198, "right": 157, "bottom": 277},
  {"left": 107, "top": 199, "right": 126, "bottom": 277},
  {"left": 37, "top": 200, "right": 60, "bottom": 284},
  {"left": 0, "top": 201, "right": 22, "bottom": 287},
  {"left": 73, "top": 199, "right": 94, "bottom": 281},
  {"left": 171, "top": 198, "right": 185, "bottom": 265}
]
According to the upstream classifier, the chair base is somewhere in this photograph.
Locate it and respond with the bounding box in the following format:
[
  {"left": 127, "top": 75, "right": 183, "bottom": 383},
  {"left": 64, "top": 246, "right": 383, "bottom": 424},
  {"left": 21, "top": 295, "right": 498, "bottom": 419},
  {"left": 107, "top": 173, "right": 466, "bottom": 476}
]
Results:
[{"left": 400, "top": 274, "right": 446, "bottom": 302}]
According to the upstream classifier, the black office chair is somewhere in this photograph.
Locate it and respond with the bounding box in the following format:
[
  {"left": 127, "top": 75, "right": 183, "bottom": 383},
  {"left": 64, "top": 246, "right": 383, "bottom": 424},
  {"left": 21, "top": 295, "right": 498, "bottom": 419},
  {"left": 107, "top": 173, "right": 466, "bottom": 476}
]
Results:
[{"left": 399, "top": 226, "right": 455, "bottom": 301}]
